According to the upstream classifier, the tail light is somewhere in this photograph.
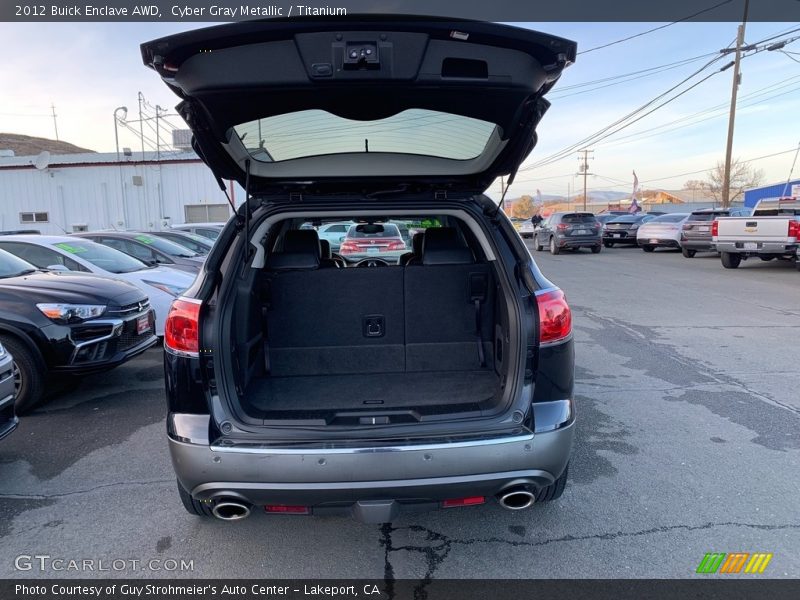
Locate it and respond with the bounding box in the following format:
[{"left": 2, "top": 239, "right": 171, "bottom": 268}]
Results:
[
  {"left": 164, "top": 298, "right": 201, "bottom": 357},
  {"left": 788, "top": 220, "right": 800, "bottom": 239},
  {"left": 536, "top": 289, "right": 572, "bottom": 344},
  {"left": 556, "top": 223, "right": 569, "bottom": 231},
  {"left": 339, "top": 240, "right": 358, "bottom": 254},
  {"left": 386, "top": 240, "right": 406, "bottom": 251},
  {"left": 711, "top": 220, "right": 719, "bottom": 237},
  {"left": 442, "top": 496, "right": 485, "bottom": 508}
]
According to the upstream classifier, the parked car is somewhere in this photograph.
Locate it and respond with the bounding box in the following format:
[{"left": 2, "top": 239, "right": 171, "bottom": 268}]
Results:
[
  {"left": 602, "top": 214, "right": 656, "bottom": 247},
  {"left": 73, "top": 232, "right": 204, "bottom": 274},
  {"left": 713, "top": 198, "right": 800, "bottom": 269},
  {"left": 143, "top": 18, "right": 576, "bottom": 522},
  {"left": 316, "top": 221, "right": 354, "bottom": 252},
  {"left": 148, "top": 230, "right": 214, "bottom": 256},
  {"left": 533, "top": 212, "right": 602, "bottom": 254},
  {"left": 636, "top": 213, "right": 690, "bottom": 252},
  {"left": 0, "top": 248, "right": 157, "bottom": 412},
  {"left": 338, "top": 223, "right": 407, "bottom": 263},
  {"left": 520, "top": 219, "right": 536, "bottom": 239},
  {"left": 0, "top": 235, "right": 194, "bottom": 336},
  {"left": 0, "top": 341, "right": 18, "bottom": 440},
  {"left": 680, "top": 208, "right": 749, "bottom": 258},
  {"left": 171, "top": 223, "right": 225, "bottom": 240}
]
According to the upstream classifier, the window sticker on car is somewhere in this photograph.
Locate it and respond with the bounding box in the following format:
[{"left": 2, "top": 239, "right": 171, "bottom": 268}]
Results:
[
  {"left": 54, "top": 243, "right": 87, "bottom": 254},
  {"left": 135, "top": 235, "right": 154, "bottom": 244}
]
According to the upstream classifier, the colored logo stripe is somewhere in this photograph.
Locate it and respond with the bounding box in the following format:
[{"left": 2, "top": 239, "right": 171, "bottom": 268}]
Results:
[
  {"left": 745, "top": 553, "right": 773, "bottom": 574},
  {"left": 697, "top": 553, "right": 726, "bottom": 574},
  {"left": 720, "top": 553, "right": 749, "bottom": 573}
]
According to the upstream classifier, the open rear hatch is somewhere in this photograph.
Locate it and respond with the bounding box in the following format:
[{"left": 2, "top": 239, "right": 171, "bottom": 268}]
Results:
[{"left": 141, "top": 16, "right": 576, "bottom": 195}]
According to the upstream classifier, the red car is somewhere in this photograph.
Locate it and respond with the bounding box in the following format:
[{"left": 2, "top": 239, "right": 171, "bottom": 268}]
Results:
[{"left": 338, "top": 223, "right": 407, "bottom": 264}]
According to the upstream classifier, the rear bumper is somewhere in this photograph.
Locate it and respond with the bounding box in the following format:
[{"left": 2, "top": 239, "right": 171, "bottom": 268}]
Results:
[
  {"left": 168, "top": 410, "right": 574, "bottom": 518},
  {"left": 603, "top": 232, "right": 636, "bottom": 243},
  {"left": 557, "top": 236, "right": 601, "bottom": 248},
  {"left": 637, "top": 237, "right": 680, "bottom": 248},
  {"left": 715, "top": 241, "right": 798, "bottom": 255},
  {"left": 681, "top": 239, "right": 715, "bottom": 251}
]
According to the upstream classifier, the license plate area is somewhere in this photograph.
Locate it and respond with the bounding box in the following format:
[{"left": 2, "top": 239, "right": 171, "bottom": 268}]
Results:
[
  {"left": 743, "top": 242, "right": 758, "bottom": 251},
  {"left": 136, "top": 315, "right": 151, "bottom": 334},
  {"left": 366, "top": 247, "right": 380, "bottom": 254}
]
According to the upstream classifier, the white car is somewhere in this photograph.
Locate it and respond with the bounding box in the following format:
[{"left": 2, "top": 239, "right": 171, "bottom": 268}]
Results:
[
  {"left": 0, "top": 235, "right": 194, "bottom": 336},
  {"left": 316, "top": 221, "right": 354, "bottom": 251},
  {"left": 636, "top": 213, "right": 691, "bottom": 252},
  {"left": 520, "top": 220, "right": 535, "bottom": 239}
]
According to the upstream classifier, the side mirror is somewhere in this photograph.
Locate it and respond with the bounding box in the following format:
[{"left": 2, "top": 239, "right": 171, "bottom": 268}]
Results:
[{"left": 47, "top": 264, "right": 70, "bottom": 272}]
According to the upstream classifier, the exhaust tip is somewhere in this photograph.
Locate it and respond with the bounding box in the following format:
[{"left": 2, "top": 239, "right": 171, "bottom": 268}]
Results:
[
  {"left": 211, "top": 500, "right": 251, "bottom": 521},
  {"left": 498, "top": 489, "right": 535, "bottom": 511}
]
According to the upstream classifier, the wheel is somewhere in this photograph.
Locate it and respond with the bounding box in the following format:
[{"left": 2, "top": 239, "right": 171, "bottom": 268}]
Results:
[
  {"left": 549, "top": 237, "right": 560, "bottom": 255},
  {"left": 603, "top": 241, "right": 613, "bottom": 248},
  {"left": 759, "top": 256, "right": 773, "bottom": 262},
  {"left": 591, "top": 245, "right": 601, "bottom": 254},
  {"left": 0, "top": 335, "right": 44, "bottom": 414},
  {"left": 177, "top": 479, "right": 214, "bottom": 517},
  {"left": 534, "top": 235, "right": 543, "bottom": 252},
  {"left": 642, "top": 245, "right": 655, "bottom": 252},
  {"left": 721, "top": 252, "right": 741, "bottom": 269},
  {"left": 682, "top": 248, "right": 696, "bottom": 258},
  {"left": 537, "top": 463, "right": 569, "bottom": 502}
]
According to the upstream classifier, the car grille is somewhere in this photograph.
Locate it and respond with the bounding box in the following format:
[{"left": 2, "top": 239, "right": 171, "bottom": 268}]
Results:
[
  {"left": 107, "top": 300, "right": 151, "bottom": 317},
  {"left": 118, "top": 313, "right": 155, "bottom": 351}
]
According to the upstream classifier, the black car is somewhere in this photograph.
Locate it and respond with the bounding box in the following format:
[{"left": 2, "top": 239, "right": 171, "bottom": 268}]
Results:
[
  {"left": 602, "top": 214, "right": 656, "bottom": 247},
  {"left": 144, "top": 17, "right": 576, "bottom": 522},
  {"left": 73, "top": 232, "right": 204, "bottom": 274},
  {"left": 0, "top": 249, "right": 157, "bottom": 412},
  {"left": 533, "top": 212, "right": 602, "bottom": 254},
  {"left": 0, "top": 341, "right": 17, "bottom": 440}
]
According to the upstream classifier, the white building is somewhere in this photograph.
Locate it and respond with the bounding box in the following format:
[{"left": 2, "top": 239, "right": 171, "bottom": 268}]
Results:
[{"left": 0, "top": 150, "right": 245, "bottom": 234}]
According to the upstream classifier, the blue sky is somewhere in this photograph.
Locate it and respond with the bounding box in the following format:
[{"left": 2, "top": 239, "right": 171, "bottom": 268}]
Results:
[{"left": 0, "top": 21, "right": 798, "bottom": 198}]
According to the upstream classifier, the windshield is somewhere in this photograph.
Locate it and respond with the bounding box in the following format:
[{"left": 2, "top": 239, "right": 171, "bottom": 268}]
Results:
[
  {"left": 234, "top": 109, "right": 497, "bottom": 162},
  {"left": 160, "top": 233, "right": 212, "bottom": 254},
  {"left": 0, "top": 248, "right": 37, "bottom": 278},
  {"left": 129, "top": 234, "right": 200, "bottom": 257},
  {"left": 52, "top": 241, "right": 149, "bottom": 274}
]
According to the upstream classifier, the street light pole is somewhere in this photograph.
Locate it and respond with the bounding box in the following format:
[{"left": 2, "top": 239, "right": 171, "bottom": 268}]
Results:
[{"left": 114, "top": 106, "right": 128, "bottom": 228}]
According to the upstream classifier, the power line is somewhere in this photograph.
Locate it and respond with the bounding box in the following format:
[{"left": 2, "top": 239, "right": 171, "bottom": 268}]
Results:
[{"left": 578, "top": 0, "right": 735, "bottom": 55}]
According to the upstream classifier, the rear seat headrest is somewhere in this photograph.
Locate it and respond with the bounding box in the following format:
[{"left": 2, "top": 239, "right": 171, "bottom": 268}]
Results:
[
  {"left": 319, "top": 238, "right": 333, "bottom": 259},
  {"left": 411, "top": 232, "right": 424, "bottom": 255},
  {"left": 422, "top": 227, "right": 474, "bottom": 265},
  {"left": 265, "top": 229, "right": 321, "bottom": 271}
]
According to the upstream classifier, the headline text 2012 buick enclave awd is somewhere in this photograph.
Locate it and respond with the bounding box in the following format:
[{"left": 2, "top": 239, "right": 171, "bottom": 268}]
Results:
[{"left": 143, "top": 17, "right": 577, "bottom": 522}]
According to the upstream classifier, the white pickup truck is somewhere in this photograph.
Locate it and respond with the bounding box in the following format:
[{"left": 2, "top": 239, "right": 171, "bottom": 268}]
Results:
[{"left": 713, "top": 198, "right": 800, "bottom": 270}]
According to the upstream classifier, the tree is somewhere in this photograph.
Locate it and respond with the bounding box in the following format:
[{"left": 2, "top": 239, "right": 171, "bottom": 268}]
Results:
[
  {"left": 511, "top": 195, "right": 535, "bottom": 219},
  {"left": 703, "top": 159, "right": 764, "bottom": 207},
  {"left": 683, "top": 179, "right": 706, "bottom": 191}
]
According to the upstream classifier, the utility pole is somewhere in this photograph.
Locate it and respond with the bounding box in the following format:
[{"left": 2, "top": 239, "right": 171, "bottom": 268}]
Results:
[
  {"left": 577, "top": 149, "right": 594, "bottom": 211},
  {"left": 721, "top": 0, "right": 750, "bottom": 208},
  {"left": 50, "top": 104, "right": 59, "bottom": 141}
]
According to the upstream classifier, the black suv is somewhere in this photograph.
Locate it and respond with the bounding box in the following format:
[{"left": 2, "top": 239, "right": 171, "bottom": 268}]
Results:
[
  {"left": 145, "top": 18, "right": 577, "bottom": 522},
  {"left": 533, "top": 212, "right": 602, "bottom": 254},
  {"left": 0, "top": 249, "right": 157, "bottom": 412}
]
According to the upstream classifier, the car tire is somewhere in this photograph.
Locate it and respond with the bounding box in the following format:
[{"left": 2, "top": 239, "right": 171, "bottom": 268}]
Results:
[
  {"left": 537, "top": 463, "right": 569, "bottom": 502},
  {"left": 177, "top": 479, "right": 214, "bottom": 517},
  {"left": 549, "top": 237, "right": 560, "bottom": 255},
  {"left": 0, "top": 335, "right": 44, "bottom": 414},
  {"left": 603, "top": 241, "right": 613, "bottom": 248},
  {"left": 534, "top": 235, "right": 543, "bottom": 252},
  {"left": 721, "top": 252, "right": 741, "bottom": 269},
  {"left": 682, "top": 248, "right": 696, "bottom": 258},
  {"left": 591, "top": 245, "right": 601, "bottom": 254},
  {"left": 759, "top": 256, "right": 773, "bottom": 261},
  {"left": 642, "top": 245, "right": 655, "bottom": 252}
]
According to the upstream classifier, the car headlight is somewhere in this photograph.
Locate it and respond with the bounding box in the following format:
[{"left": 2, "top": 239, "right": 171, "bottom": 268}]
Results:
[
  {"left": 36, "top": 303, "right": 106, "bottom": 323},
  {"left": 143, "top": 280, "right": 186, "bottom": 297},
  {"left": 630, "top": 224, "right": 640, "bottom": 230}
]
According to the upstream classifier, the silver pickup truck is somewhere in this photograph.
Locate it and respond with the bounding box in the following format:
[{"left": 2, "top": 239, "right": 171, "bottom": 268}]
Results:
[{"left": 713, "top": 198, "right": 800, "bottom": 270}]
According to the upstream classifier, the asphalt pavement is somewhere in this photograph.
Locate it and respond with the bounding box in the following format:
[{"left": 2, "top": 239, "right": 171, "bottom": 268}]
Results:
[{"left": 1, "top": 244, "right": 798, "bottom": 579}]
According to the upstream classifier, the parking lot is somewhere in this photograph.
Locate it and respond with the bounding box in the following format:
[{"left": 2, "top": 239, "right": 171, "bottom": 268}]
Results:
[{"left": 1, "top": 243, "right": 798, "bottom": 579}]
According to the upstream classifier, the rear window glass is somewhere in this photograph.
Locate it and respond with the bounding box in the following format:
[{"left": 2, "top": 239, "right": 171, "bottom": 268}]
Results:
[
  {"left": 347, "top": 224, "right": 401, "bottom": 238},
  {"left": 688, "top": 212, "right": 724, "bottom": 221},
  {"left": 562, "top": 213, "right": 597, "bottom": 224},
  {"left": 234, "top": 109, "right": 497, "bottom": 162},
  {"left": 651, "top": 214, "right": 688, "bottom": 223},
  {"left": 609, "top": 215, "right": 638, "bottom": 223}
]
